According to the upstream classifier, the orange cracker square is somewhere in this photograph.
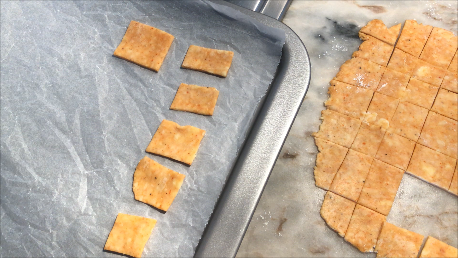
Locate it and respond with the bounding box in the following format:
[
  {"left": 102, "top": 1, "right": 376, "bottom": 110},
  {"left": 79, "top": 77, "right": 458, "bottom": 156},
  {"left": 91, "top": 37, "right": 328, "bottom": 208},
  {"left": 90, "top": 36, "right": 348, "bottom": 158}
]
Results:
[
  {"left": 375, "top": 222, "right": 424, "bottom": 258},
  {"left": 359, "top": 20, "right": 401, "bottom": 45},
  {"left": 330, "top": 149, "right": 373, "bottom": 202},
  {"left": 375, "top": 132, "right": 416, "bottom": 170},
  {"left": 320, "top": 191, "right": 356, "bottom": 237},
  {"left": 146, "top": 120, "right": 205, "bottom": 165},
  {"left": 420, "top": 28, "right": 458, "bottom": 69},
  {"left": 133, "top": 157, "right": 185, "bottom": 211},
  {"left": 314, "top": 138, "right": 349, "bottom": 190},
  {"left": 351, "top": 123, "right": 387, "bottom": 157},
  {"left": 181, "top": 45, "right": 234, "bottom": 77},
  {"left": 334, "top": 57, "right": 386, "bottom": 90},
  {"left": 402, "top": 78, "right": 439, "bottom": 109},
  {"left": 352, "top": 35, "right": 394, "bottom": 66},
  {"left": 449, "top": 164, "right": 457, "bottom": 195},
  {"left": 419, "top": 236, "right": 458, "bottom": 258},
  {"left": 412, "top": 59, "right": 447, "bottom": 86},
  {"left": 170, "top": 83, "right": 219, "bottom": 116},
  {"left": 366, "top": 92, "right": 400, "bottom": 122},
  {"left": 104, "top": 213, "right": 157, "bottom": 258},
  {"left": 431, "top": 89, "right": 457, "bottom": 121},
  {"left": 441, "top": 71, "right": 458, "bottom": 93},
  {"left": 114, "top": 21, "right": 174, "bottom": 72},
  {"left": 389, "top": 102, "right": 429, "bottom": 141},
  {"left": 449, "top": 50, "right": 457, "bottom": 74},
  {"left": 396, "top": 20, "right": 433, "bottom": 57},
  {"left": 313, "top": 109, "right": 362, "bottom": 148},
  {"left": 376, "top": 68, "right": 410, "bottom": 99},
  {"left": 387, "top": 48, "right": 421, "bottom": 76},
  {"left": 325, "top": 80, "right": 374, "bottom": 119},
  {"left": 358, "top": 160, "right": 404, "bottom": 215},
  {"left": 344, "top": 204, "right": 386, "bottom": 252},
  {"left": 407, "top": 144, "right": 456, "bottom": 189},
  {"left": 419, "top": 111, "right": 457, "bottom": 158}
]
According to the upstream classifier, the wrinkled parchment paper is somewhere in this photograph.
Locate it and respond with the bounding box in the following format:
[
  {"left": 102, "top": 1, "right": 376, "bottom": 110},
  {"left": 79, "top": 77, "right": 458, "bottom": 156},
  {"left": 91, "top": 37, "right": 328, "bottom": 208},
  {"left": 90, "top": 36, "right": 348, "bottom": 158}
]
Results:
[{"left": 0, "top": 1, "right": 285, "bottom": 256}]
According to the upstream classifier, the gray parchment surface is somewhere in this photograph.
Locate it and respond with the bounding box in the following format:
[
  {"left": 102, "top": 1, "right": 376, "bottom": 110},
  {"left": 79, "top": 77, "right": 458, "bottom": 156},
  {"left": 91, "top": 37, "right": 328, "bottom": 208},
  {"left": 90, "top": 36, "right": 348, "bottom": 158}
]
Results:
[{"left": 0, "top": 1, "right": 285, "bottom": 257}]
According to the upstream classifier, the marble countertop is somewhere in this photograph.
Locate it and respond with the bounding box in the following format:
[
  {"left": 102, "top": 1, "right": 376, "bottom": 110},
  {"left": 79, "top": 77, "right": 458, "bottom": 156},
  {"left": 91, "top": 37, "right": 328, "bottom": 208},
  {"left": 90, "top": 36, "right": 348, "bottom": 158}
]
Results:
[{"left": 237, "top": 1, "right": 457, "bottom": 257}]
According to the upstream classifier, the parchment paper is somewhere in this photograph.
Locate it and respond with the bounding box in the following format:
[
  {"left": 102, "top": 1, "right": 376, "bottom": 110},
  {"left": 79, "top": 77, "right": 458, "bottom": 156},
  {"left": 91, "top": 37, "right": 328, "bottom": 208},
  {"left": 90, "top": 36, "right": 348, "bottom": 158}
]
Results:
[{"left": 0, "top": 1, "right": 285, "bottom": 256}]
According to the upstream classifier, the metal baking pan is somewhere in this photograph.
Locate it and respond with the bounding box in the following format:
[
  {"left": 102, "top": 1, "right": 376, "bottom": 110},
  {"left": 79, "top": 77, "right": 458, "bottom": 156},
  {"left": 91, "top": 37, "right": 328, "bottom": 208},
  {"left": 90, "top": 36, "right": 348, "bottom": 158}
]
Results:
[{"left": 195, "top": 2, "right": 311, "bottom": 257}]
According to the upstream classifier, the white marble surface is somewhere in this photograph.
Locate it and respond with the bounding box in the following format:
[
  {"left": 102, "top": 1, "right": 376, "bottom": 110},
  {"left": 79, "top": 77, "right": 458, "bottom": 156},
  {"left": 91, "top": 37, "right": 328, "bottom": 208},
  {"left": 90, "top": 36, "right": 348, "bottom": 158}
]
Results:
[{"left": 237, "top": 1, "right": 457, "bottom": 257}]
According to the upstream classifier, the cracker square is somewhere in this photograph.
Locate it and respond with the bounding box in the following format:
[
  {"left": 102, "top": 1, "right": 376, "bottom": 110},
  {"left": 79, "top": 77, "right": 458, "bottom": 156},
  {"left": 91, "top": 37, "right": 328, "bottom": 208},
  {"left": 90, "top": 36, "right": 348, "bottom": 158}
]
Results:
[
  {"left": 441, "top": 71, "right": 458, "bottom": 93},
  {"left": 366, "top": 92, "right": 400, "bottom": 122},
  {"left": 351, "top": 123, "right": 387, "bottom": 157},
  {"left": 407, "top": 144, "right": 456, "bottom": 189},
  {"left": 104, "top": 213, "right": 157, "bottom": 258},
  {"left": 344, "top": 204, "right": 386, "bottom": 252},
  {"left": 420, "top": 28, "right": 458, "bottom": 69},
  {"left": 114, "top": 21, "right": 174, "bottom": 72},
  {"left": 133, "top": 157, "right": 185, "bottom": 211},
  {"left": 330, "top": 149, "right": 373, "bottom": 202},
  {"left": 419, "top": 111, "right": 457, "bottom": 158},
  {"left": 375, "top": 132, "right": 416, "bottom": 170},
  {"left": 419, "top": 236, "right": 458, "bottom": 258},
  {"left": 358, "top": 160, "right": 404, "bottom": 215},
  {"left": 170, "top": 83, "right": 219, "bottom": 116},
  {"left": 314, "top": 138, "right": 349, "bottom": 190},
  {"left": 387, "top": 48, "right": 421, "bottom": 76},
  {"left": 402, "top": 78, "right": 439, "bottom": 109},
  {"left": 334, "top": 57, "right": 386, "bottom": 90},
  {"left": 325, "top": 80, "right": 374, "bottom": 119},
  {"left": 396, "top": 20, "right": 433, "bottom": 57},
  {"left": 181, "top": 45, "right": 234, "bottom": 77},
  {"left": 320, "top": 191, "right": 356, "bottom": 237},
  {"left": 389, "top": 102, "right": 429, "bottom": 141},
  {"left": 375, "top": 222, "right": 424, "bottom": 258},
  {"left": 352, "top": 35, "right": 394, "bottom": 66},
  {"left": 376, "top": 68, "right": 410, "bottom": 99},
  {"left": 449, "top": 50, "right": 457, "bottom": 74},
  {"left": 412, "top": 59, "right": 447, "bottom": 86},
  {"left": 313, "top": 110, "right": 362, "bottom": 148},
  {"left": 431, "top": 89, "right": 458, "bottom": 120},
  {"left": 449, "top": 164, "right": 457, "bottom": 195},
  {"left": 359, "top": 20, "right": 401, "bottom": 45},
  {"left": 146, "top": 120, "right": 205, "bottom": 165}
]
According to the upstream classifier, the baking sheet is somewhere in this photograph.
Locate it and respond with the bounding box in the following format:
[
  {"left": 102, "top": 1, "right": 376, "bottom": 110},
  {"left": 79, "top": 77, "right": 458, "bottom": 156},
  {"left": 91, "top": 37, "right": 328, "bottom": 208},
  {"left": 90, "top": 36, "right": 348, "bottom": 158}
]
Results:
[{"left": 0, "top": 1, "right": 285, "bottom": 257}]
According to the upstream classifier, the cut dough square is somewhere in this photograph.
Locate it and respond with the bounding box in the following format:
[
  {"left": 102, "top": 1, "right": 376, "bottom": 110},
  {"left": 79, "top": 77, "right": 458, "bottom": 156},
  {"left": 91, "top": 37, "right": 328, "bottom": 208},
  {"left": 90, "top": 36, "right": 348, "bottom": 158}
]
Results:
[
  {"left": 366, "top": 92, "right": 400, "bottom": 122},
  {"left": 358, "top": 159, "right": 404, "bottom": 215},
  {"left": 146, "top": 120, "right": 205, "bottom": 165},
  {"left": 419, "top": 111, "right": 457, "bottom": 158},
  {"left": 320, "top": 191, "right": 356, "bottom": 237},
  {"left": 314, "top": 138, "right": 349, "bottom": 190},
  {"left": 104, "top": 213, "right": 157, "bottom": 258},
  {"left": 450, "top": 164, "right": 457, "bottom": 195},
  {"left": 114, "top": 21, "right": 174, "bottom": 72},
  {"left": 389, "top": 101, "right": 429, "bottom": 141},
  {"left": 133, "top": 157, "right": 185, "bottom": 211},
  {"left": 376, "top": 68, "right": 410, "bottom": 99},
  {"left": 330, "top": 149, "right": 373, "bottom": 202},
  {"left": 449, "top": 50, "right": 457, "bottom": 74},
  {"left": 344, "top": 204, "right": 386, "bottom": 252},
  {"left": 325, "top": 80, "right": 374, "bottom": 119},
  {"left": 334, "top": 57, "right": 386, "bottom": 90},
  {"left": 182, "top": 45, "right": 234, "bottom": 77},
  {"left": 351, "top": 123, "right": 387, "bottom": 157},
  {"left": 441, "top": 71, "right": 458, "bottom": 93},
  {"left": 431, "top": 89, "right": 457, "bottom": 120},
  {"left": 412, "top": 60, "right": 447, "bottom": 86},
  {"left": 419, "top": 236, "right": 458, "bottom": 258},
  {"left": 396, "top": 20, "right": 433, "bottom": 57},
  {"left": 402, "top": 78, "right": 439, "bottom": 109},
  {"left": 313, "top": 109, "right": 362, "bottom": 148},
  {"left": 170, "top": 83, "right": 219, "bottom": 116},
  {"left": 375, "top": 222, "right": 424, "bottom": 258},
  {"left": 375, "top": 132, "right": 416, "bottom": 170},
  {"left": 407, "top": 144, "right": 456, "bottom": 189},
  {"left": 420, "top": 28, "right": 458, "bottom": 69},
  {"left": 359, "top": 19, "right": 401, "bottom": 45},
  {"left": 387, "top": 48, "right": 421, "bottom": 76},
  {"left": 352, "top": 35, "right": 394, "bottom": 66}
]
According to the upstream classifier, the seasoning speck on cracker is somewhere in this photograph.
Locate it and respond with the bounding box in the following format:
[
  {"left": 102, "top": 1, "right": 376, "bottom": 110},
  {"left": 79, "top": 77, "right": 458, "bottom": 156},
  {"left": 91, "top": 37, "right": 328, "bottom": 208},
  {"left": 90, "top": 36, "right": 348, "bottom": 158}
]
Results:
[{"left": 182, "top": 45, "right": 234, "bottom": 77}]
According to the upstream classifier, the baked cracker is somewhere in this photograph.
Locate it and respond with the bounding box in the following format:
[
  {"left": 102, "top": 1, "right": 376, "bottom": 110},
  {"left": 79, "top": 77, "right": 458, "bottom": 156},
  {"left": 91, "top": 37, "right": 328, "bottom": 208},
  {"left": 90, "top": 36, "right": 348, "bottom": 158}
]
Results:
[
  {"left": 366, "top": 92, "right": 400, "bottom": 122},
  {"left": 170, "top": 83, "right": 219, "bottom": 116},
  {"left": 375, "top": 132, "right": 416, "bottom": 170},
  {"left": 402, "top": 78, "right": 439, "bottom": 109},
  {"left": 359, "top": 19, "right": 401, "bottom": 45},
  {"left": 351, "top": 123, "right": 387, "bottom": 157},
  {"left": 353, "top": 34, "right": 394, "bottom": 66},
  {"left": 420, "top": 28, "right": 458, "bottom": 69},
  {"left": 376, "top": 68, "right": 410, "bottom": 99},
  {"left": 441, "top": 71, "right": 458, "bottom": 93},
  {"left": 389, "top": 101, "right": 429, "bottom": 141},
  {"left": 104, "top": 213, "right": 157, "bottom": 258},
  {"left": 387, "top": 48, "right": 421, "bottom": 76},
  {"left": 396, "top": 20, "right": 433, "bottom": 57},
  {"left": 449, "top": 163, "right": 457, "bottom": 195},
  {"left": 375, "top": 222, "right": 424, "bottom": 258},
  {"left": 412, "top": 59, "right": 447, "bottom": 86},
  {"left": 449, "top": 50, "right": 457, "bottom": 74},
  {"left": 320, "top": 191, "right": 356, "bottom": 237},
  {"left": 182, "top": 45, "right": 234, "bottom": 77},
  {"left": 334, "top": 57, "right": 386, "bottom": 90},
  {"left": 314, "top": 138, "right": 349, "bottom": 190},
  {"left": 313, "top": 109, "right": 362, "bottom": 148},
  {"left": 419, "top": 111, "right": 457, "bottom": 158},
  {"left": 325, "top": 80, "right": 374, "bottom": 119},
  {"left": 419, "top": 236, "right": 458, "bottom": 258},
  {"left": 431, "top": 89, "right": 457, "bottom": 121}
]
